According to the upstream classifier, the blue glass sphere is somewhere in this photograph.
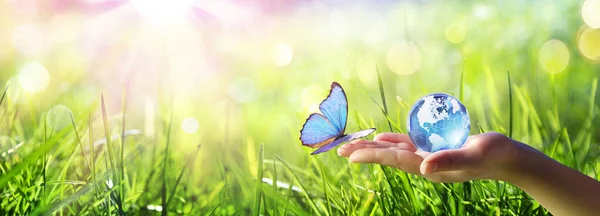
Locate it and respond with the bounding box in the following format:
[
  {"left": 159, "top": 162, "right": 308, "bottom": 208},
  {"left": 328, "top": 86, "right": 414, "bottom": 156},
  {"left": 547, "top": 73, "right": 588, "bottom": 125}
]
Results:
[{"left": 407, "top": 93, "right": 470, "bottom": 152}]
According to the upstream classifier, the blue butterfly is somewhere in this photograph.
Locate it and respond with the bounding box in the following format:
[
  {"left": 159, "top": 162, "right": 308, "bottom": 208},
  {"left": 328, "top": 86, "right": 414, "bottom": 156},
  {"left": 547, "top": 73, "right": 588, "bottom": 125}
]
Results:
[{"left": 300, "top": 82, "right": 376, "bottom": 155}]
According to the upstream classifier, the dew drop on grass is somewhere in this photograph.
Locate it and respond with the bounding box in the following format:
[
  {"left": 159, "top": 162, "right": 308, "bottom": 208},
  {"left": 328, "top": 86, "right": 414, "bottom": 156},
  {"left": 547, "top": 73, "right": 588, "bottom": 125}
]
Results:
[
  {"left": 47, "top": 105, "right": 73, "bottom": 131},
  {"left": 0, "top": 136, "right": 18, "bottom": 158}
]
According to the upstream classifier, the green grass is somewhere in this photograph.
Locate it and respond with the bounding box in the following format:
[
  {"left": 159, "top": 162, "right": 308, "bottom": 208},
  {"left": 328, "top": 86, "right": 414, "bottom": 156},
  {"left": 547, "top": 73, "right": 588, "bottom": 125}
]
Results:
[
  {"left": 6, "top": 62, "right": 596, "bottom": 214},
  {"left": 1, "top": 0, "right": 599, "bottom": 215}
]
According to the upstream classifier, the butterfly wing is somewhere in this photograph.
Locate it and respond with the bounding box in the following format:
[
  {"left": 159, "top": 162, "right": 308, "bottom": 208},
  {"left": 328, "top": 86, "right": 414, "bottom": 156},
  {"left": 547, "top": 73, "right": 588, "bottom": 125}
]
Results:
[
  {"left": 311, "top": 128, "right": 377, "bottom": 155},
  {"left": 318, "top": 82, "right": 348, "bottom": 134},
  {"left": 300, "top": 113, "right": 341, "bottom": 148}
]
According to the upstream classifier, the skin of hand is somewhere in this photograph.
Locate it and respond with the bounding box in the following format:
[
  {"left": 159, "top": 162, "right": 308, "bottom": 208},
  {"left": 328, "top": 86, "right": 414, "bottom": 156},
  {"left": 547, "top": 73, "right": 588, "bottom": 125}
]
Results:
[
  {"left": 338, "top": 132, "right": 600, "bottom": 216},
  {"left": 337, "top": 132, "right": 517, "bottom": 182}
]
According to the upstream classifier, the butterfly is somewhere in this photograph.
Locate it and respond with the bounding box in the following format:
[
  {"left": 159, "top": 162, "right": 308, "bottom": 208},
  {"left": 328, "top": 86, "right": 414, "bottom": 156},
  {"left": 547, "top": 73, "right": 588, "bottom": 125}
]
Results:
[{"left": 300, "top": 82, "right": 376, "bottom": 155}]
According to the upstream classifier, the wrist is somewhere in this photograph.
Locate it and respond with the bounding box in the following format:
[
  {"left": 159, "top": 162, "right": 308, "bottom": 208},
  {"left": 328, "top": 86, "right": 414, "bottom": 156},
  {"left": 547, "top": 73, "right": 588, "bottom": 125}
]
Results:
[{"left": 496, "top": 139, "right": 548, "bottom": 184}]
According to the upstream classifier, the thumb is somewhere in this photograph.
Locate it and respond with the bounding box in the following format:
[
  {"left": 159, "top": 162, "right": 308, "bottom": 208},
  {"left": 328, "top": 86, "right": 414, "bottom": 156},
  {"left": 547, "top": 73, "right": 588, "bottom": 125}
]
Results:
[{"left": 420, "top": 148, "right": 483, "bottom": 175}]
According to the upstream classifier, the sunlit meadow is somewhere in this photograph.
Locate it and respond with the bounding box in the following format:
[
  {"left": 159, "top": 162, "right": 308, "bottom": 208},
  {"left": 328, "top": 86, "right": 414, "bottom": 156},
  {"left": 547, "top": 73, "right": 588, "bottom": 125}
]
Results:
[{"left": 1, "top": 0, "right": 600, "bottom": 215}]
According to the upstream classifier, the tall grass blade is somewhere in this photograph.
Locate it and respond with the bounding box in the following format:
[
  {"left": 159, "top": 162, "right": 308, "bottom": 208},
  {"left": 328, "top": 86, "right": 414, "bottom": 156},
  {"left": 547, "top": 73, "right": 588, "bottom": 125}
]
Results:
[
  {"left": 253, "top": 144, "right": 264, "bottom": 216},
  {"left": 161, "top": 100, "right": 174, "bottom": 216},
  {"left": 167, "top": 144, "right": 202, "bottom": 207},
  {"left": 89, "top": 112, "right": 99, "bottom": 207},
  {"left": 507, "top": 70, "right": 513, "bottom": 138},
  {"left": 69, "top": 111, "right": 91, "bottom": 172},
  {"left": 376, "top": 65, "right": 394, "bottom": 132},
  {"left": 119, "top": 86, "right": 127, "bottom": 204},
  {"left": 459, "top": 59, "right": 466, "bottom": 102},
  {"left": 317, "top": 161, "right": 332, "bottom": 216},
  {"left": 276, "top": 156, "right": 321, "bottom": 215},
  {"left": 0, "top": 85, "right": 8, "bottom": 108},
  {"left": 101, "top": 94, "right": 123, "bottom": 214}
]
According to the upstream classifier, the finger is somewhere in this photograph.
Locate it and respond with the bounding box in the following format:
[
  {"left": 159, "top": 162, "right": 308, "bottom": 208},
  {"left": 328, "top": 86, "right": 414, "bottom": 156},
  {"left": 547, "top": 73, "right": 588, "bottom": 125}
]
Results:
[
  {"left": 348, "top": 148, "right": 423, "bottom": 175},
  {"left": 338, "top": 140, "right": 416, "bottom": 157},
  {"left": 420, "top": 148, "right": 484, "bottom": 175},
  {"left": 374, "top": 133, "right": 413, "bottom": 144}
]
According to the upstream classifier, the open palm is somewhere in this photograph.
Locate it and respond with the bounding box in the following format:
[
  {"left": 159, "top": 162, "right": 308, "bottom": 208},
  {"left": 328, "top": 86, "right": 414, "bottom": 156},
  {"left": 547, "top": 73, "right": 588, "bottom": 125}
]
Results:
[{"left": 337, "top": 132, "right": 518, "bottom": 183}]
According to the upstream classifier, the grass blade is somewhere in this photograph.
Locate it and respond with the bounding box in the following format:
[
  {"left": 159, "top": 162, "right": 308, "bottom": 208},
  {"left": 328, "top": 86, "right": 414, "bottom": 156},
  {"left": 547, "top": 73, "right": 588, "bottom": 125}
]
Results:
[
  {"left": 507, "top": 70, "right": 513, "bottom": 138},
  {"left": 376, "top": 66, "right": 394, "bottom": 132},
  {"left": 317, "top": 161, "right": 332, "bottom": 216},
  {"left": 276, "top": 156, "right": 321, "bottom": 215},
  {"left": 0, "top": 85, "right": 8, "bottom": 108},
  {"left": 101, "top": 94, "right": 123, "bottom": 214},
  {"left": 459, "top": 58, "right": 466, "bottom": 102},
  {"left": 253, "top": 144, "right": 264, "bottom": 216},
  {"left": 167, "top": 144, "right": 202, "bottom": 207},
  {"left": 119, "top": 86, "right": 127, "bottom": 205},
  {"left": 161, "top": 100, "right": 174, "bottom": 216},
  {"left": 70, "top": 111, "right": 91, "bottom": 172}
]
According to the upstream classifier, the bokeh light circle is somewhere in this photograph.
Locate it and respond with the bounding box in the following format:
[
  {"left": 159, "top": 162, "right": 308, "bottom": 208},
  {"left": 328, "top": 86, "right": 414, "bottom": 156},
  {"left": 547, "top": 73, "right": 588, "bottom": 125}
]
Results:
[
  {"left": 181, "top": 117, "right": 199, "bottom": 134},
  {"left": 538, "top": 39, "right": 570, "bottom": 74},
  {"left": 578, "top": 26, "right": 600, "bottom": 62},
  {"left": 387, "top": 40, "right": 421, "bottom": 75},
  {"left": 19, "top": 62, "right": 50, "bottom": 93},
  {"left": 582, "top": 0, "right": 600, "bottom": 28},
  {"left": 356, "top": 57, "right": 377, "bottom": 85},
  {"left": 47, "top": 105, "right": 73, "bottom": 131},
  {"left": 445, "top": 21, "right": 466, "bottom": 44},
  {"left": 272, "top": 43, "right": 293, "bottom": 67},
  {"left": 228, "top": 77, "right": 258, "bottom": 103}
]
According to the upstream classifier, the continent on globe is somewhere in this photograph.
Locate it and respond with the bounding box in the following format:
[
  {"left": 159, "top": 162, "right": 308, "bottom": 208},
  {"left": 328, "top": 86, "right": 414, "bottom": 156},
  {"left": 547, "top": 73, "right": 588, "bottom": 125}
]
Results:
[{"left": 407, "top": 93, "right": 470, "bottom": 152}]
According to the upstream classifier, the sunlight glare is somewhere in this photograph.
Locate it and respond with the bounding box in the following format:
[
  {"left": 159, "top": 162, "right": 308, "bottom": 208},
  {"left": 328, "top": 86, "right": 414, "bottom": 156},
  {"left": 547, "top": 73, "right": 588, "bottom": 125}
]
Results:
[
  {"left": 131, "top": 0, "right": 193, "bottom": 24},
  {"left": 19, "top": 62, "right": 50, "bottom": 93},
  {"left": 11, "top": 24, "right": 44, "bottom": 55},
  {"left": 272, "top": 43, "right": 293, "bottom": 67}
]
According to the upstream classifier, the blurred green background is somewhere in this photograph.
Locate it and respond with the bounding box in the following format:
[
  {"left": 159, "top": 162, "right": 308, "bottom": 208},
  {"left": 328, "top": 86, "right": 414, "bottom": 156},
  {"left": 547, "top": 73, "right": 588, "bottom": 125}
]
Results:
[{"left": 1, "top": 0, "right": 600, "bottom": 215}]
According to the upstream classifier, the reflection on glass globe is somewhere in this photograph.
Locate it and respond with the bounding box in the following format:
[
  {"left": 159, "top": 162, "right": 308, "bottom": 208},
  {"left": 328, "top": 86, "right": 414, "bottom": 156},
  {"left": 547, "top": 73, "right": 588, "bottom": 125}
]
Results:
[{"left": 407, "top": 93, "right": 470, "bottom": 152}]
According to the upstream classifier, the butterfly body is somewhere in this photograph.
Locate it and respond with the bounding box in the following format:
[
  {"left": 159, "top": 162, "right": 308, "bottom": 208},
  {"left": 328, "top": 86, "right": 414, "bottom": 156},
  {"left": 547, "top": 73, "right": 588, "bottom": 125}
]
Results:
[{"left": 300, "top": 82, "right": 376, "bottom": 155}]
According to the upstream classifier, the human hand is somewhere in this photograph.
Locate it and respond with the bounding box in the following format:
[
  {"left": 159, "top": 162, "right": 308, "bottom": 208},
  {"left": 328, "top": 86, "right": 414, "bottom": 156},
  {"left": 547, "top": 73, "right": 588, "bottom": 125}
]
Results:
[{"left": 337, "top": 132, "right": 519, "bottom": 183}]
